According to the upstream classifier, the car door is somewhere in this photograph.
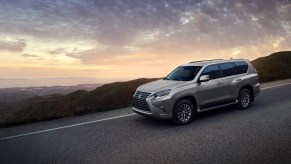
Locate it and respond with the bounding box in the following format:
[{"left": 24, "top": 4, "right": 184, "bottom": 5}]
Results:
[
  {"left": 197, "top": 64, "right": 226, "bottom": 106},
  {"left": 219, "top": 62, "right": 237, "bottom": 100}
]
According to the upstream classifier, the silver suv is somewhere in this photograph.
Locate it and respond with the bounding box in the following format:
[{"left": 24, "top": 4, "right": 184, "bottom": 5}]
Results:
[{"left": 132, "top": 59, "right": 260, "bottom": 125}]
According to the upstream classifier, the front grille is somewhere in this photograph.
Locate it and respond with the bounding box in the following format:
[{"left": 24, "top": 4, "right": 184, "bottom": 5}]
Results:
[{"left": 133, "top": 91, "right": 151, "bottom": 111}]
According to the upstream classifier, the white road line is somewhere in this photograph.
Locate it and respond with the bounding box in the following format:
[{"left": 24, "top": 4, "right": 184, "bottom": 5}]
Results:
[
  {"left": 0, "top": 113, "right": 137, "bottom": 141},
  {"left": 1, "top": 82, "right": 291, "bottom": 141},
  {"left": 261, "top": 82, "right": 291, "bottom": 90}
]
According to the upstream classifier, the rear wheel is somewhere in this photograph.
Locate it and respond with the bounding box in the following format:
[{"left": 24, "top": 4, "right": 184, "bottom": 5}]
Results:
[
  {"left": 237, "top": 89, "right": 252, "bottom": 109},
  {"left": 173, "top": 99, "right": 195, "bottom": 125}
]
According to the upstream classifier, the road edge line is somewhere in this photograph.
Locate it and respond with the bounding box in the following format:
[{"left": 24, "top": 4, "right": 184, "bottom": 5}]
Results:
[
  {"left": 261, "top": 82, "right": 291, "bottom": 90},
  {"left": 0, "top": 113, "right": 136, "bottom": 141}
]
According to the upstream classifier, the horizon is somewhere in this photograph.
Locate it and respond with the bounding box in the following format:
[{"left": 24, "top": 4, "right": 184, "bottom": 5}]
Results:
[
  {"left": 0, "top": 52, "right": 283, "bottom": 88},
  {"left": 0, "top": 77, "right": 127, "bottom": 88},
  {"left": 0, "top": 0, "right": 290, "bottom": 87}
]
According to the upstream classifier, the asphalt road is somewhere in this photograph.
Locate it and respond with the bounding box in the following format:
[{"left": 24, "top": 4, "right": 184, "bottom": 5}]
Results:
[{"left": 0, "top": 79, "right": 291, "bottom": 164}]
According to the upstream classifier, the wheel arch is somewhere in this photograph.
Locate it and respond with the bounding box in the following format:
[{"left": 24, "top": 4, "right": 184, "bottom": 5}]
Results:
[
  {"left": 174, "top": 95, "right": 197, "bottom": 110},
  {"left": 240, "top": 85, "right": 254, "bottom": 102}
]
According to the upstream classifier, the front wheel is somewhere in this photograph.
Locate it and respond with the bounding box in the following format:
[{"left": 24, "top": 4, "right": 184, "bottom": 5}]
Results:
[
  {"left": 173, "top": 100, "right": 195, "bottom": 125},
  {"left": 237, "top": 89, "right": 252, "bottom": 109}
]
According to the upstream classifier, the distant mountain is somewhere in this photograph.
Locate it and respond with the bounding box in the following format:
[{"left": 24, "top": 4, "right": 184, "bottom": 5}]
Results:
[
  {"left": 0, "top": 77, "right": 122, "bottom": 88},
  {"left": 1, "top": 51, "right": 291, "bottom": 127},
  {"left": 0, "top": 84, "right": 103, "bottom": 103},
  {"left": 251, "top": 51, "right": 291, "bottom": 82}
]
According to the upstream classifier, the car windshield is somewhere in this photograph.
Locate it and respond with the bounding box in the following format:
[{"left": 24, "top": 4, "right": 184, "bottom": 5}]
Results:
[{"left": 165, "top": 66, "right": 202, "bottom": 81}]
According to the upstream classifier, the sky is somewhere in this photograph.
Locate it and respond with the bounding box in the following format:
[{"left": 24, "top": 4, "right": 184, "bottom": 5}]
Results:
[{"left": 0, "top": 0, "right": 290, "bottom": 87}]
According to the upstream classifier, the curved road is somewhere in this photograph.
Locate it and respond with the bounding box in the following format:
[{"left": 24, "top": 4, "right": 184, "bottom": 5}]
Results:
[{"left": 0, "top": 79, "right": 291, "bottom": 164}]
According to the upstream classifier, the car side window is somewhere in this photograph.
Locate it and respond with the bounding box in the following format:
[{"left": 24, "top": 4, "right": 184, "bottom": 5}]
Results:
[
  {"left": 201, "top": 65, "right": 220, "bottom": 80},
  {"left": 234, "top": 61, "right": 248, "bottom": 74},
  {"left": 220, "top": 63, "right": 236, "bottom": 77}
]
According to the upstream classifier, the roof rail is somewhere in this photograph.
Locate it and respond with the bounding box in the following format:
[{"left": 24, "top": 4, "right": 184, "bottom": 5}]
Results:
[{"left": 189, "top": 59, "right": 224, "bottom": 63}]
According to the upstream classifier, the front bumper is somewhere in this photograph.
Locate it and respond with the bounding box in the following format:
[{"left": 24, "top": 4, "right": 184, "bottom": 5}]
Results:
[{"left": 132, "top": 96, "right": 174, "bottom": 119}]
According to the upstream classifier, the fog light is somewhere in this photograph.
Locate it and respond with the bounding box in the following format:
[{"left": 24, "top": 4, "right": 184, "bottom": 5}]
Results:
[
  {"left": 158, "top": 105, "right": 167, "bottom": 113},
  {"left": 158, "top": 105, "right": 164, "bottom": 109}
]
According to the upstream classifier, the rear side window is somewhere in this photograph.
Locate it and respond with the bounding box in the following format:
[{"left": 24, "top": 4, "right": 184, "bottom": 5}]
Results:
[
  {"left": 220, "top": 63, "right": 236, "bottom": 77},
  {"left": 235, "top": 61, "right": 248, "bottom": 74},
  {"left": 201, "top": 65, "right": 220, "bottom": 80}
]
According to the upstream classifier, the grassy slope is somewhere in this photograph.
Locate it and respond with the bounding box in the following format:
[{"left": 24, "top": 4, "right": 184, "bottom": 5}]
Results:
[
  {"left": 251, "top": 51, "right": 291, "bottom": 83},
  {"left": 0, "top": 51, "right": 290, "bottom": 127},
  {"left": 0, "top": 78, "right": 159, "bottom": 127}
]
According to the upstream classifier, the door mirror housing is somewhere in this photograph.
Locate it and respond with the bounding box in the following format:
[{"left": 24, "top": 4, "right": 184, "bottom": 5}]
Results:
[{"left": 198, "top": 75, "right": 210, "bottom": 83}]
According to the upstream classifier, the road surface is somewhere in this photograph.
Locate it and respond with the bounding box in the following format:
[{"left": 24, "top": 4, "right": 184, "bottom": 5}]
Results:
[{"left": 0, "top": 79, "right": 291, "bottom": 164}]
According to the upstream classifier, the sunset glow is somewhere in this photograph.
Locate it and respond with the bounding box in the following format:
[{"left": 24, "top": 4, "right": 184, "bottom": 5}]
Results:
[{"left": 0, "top": 0, "right": 290, "bottom": 86}]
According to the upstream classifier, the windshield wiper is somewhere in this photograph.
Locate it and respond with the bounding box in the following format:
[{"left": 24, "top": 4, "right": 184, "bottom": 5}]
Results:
[
  {"left": 163, "top": 77, "right": 170, "bottom": 80},
  {"left": 171, "top": 78, "right": 182, "bottom": 81}
]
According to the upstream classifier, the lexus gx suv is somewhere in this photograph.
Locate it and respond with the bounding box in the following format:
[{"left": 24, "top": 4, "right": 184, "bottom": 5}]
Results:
[{"left": 132, "top": 59, "right": 260, "bottom": 125}]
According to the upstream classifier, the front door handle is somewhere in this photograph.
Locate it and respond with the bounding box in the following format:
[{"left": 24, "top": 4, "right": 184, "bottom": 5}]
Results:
[
  {"left": 236, "top": 78, "right": 242, "bottom": 82},
  {"left": 217, "top": 82, "right": 223, "bottom": 85}
]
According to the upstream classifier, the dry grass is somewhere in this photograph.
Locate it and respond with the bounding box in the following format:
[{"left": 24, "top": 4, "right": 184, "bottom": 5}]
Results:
[{"left": 0, "top": 78, "right": 159, "bottom": 127}]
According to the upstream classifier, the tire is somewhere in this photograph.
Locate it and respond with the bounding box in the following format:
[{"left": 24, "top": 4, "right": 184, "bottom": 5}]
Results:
[
  {"left": 237, "top": 88, "right": 252, "bottom": 109},
  {"left": 173, "top": 99, "right": 196, "bottom": 125}
]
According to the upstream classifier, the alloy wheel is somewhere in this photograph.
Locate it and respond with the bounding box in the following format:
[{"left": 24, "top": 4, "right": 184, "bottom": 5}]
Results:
[
  {"left": 177, "top": 103, "right": 192, "bottom": 123},
  {"left": 241, "top": 91, "right": 250, "bottom": 108}
]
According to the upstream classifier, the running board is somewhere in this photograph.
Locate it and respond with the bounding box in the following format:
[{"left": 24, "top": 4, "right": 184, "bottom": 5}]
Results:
[{"left": 199, "top": 100, "right": 238, "bottom": 112}]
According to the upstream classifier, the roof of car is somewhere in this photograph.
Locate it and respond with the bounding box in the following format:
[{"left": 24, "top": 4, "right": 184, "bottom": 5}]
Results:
[{"left": 181, "top": 59, "right": 248, "bottom": 67}]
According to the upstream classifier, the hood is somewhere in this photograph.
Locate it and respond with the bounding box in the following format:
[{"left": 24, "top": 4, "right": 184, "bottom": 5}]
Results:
[{"left": 137, "top": 79, "right": 186, "bottom": 92}]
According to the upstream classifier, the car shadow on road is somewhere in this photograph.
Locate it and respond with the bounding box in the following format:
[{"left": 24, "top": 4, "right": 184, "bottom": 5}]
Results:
[
  {"left": 195, "top": 105, "right": 239, "bottom": 120},
  {"left": 132, "top": 115, "right": 175, "bottom": 127},
  {"left": 132, "top": 105, "right": 242, "bottom": 128}
]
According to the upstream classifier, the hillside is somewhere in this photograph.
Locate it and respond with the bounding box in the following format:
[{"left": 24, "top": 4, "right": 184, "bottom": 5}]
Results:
[
  {"left": 0, "top": 51, "right": 290, "bottom": 127},
  {"left": 0, "top": 78, "right": 159, "bottom": 127},
  {"left": 251, "top": 51, "right": 291, "bottom": 82}
]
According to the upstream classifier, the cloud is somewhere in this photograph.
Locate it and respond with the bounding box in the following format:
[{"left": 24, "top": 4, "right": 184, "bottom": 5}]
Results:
[
  {"left": 0, "top": 0, "right": 290, "bottom": 66},
  {"left": 65, "top": 46, "right": 132, "bottom": 65},
  {"left": 231, "top": 48, "right": 242, "bottom": 56},
  {"left": 0, "top": 39, "right": 26, "bottom": 52},
  {"left": 48, "top": 48, "right": 66, "bottom": 55},
  {"left": 21, "top": 54, "right": 39, "bottom": 58}
]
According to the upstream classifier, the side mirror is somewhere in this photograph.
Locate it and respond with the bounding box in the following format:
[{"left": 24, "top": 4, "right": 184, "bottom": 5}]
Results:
[{"left": 198, "top": 75, "right": 210, "bottom": 83}]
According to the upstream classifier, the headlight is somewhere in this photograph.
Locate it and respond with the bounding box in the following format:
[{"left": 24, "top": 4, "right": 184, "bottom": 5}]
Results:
[
  {"left": 151, "top": 89, "right": 171, "bottom": 100},
  {"left": 133, "top": 90, "right": 137, "bottom": 97}
]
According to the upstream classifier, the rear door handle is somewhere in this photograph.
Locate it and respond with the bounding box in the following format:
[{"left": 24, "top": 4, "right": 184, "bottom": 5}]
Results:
[
  {"left": 236, "top": 78, "right": 242, "bottom": 82},
  {"left": 217, "top": 82, "right": 223, "bottom": 85}
]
